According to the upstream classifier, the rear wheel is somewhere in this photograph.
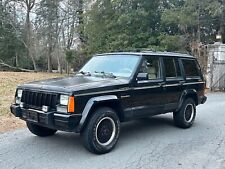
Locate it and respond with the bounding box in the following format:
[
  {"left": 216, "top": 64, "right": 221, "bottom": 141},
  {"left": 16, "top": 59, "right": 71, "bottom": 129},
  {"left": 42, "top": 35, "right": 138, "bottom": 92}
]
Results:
[
  {"left": 173, "top": 98, "right": 196, "bottom": 128},
  {"left": 26, "top": 122, "right": 57, "bottom": 137},
  {"left": 81, "top": 107, "right": 120, "bottom": 154}
]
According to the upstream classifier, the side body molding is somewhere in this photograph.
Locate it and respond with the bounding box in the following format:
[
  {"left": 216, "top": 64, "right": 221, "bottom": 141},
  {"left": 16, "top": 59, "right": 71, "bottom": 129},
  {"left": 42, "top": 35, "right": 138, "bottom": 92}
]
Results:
[
  {"left": 176, "top": 89, "right": 197, "bottom": 112},
  {"left": 76, "top": 95, "right": 118, "bottom": 132}
]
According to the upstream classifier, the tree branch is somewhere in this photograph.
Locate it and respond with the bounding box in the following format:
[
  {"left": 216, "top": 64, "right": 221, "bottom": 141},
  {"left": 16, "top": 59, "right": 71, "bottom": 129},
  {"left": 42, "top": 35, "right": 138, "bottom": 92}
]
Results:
[{"left": 0, "top": 59, "right": 35, "bottom": 72}]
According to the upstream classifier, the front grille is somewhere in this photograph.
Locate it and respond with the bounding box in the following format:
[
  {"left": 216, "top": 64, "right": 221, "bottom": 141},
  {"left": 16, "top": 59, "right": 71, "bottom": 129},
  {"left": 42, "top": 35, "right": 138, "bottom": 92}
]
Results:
[{"left": 21, "top": 90, "right": 58, "bottom": 110}]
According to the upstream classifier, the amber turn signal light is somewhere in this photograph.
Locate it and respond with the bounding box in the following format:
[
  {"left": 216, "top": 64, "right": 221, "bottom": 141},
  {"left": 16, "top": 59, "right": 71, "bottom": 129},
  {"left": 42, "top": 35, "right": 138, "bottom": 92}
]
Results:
[{"left": 67, "top": 96, "right": 75, "bottom": 113}]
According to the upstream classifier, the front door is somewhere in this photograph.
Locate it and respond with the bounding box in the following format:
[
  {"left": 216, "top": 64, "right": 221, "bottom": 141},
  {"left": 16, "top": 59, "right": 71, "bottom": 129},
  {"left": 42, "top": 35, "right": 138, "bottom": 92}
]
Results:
[{"left": 130, "top": 56, "right": 166, "bottom": 118}]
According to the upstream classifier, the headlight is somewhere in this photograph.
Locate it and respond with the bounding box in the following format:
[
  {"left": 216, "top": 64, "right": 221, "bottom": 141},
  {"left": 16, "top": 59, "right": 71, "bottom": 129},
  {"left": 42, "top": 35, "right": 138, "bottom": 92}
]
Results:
[
  {"left": 60, "top": 95, "right": 69, "bottom": 105},
  {"left": 16, "top": 89, "right": 23, "bottom": 104},
  {"left": 17, "top": 89, "right": 23, "bottom": 98}
]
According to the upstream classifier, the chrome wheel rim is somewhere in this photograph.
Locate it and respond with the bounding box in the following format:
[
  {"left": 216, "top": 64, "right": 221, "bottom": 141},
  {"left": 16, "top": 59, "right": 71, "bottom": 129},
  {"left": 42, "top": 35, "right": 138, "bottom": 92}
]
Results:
[
  {"left": 184, "top": 104, "right": 194, "bottom": 123},
  {"left": 96, "top": 117, "right": 116, "bottom": 146}
]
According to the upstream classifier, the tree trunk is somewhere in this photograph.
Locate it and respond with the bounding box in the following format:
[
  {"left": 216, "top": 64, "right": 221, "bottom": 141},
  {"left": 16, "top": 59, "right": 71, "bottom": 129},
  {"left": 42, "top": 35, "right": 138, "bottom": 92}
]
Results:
[
  {"left": 15, "top": 51, "right": 19, "bottom": 67},
  {"left": 26, "top": 3, "right": 37, "bottom": 71},
  {"left": 30, "top": 49, "right": 37, "bottom": 71},
  {"left": 56, "top": 44, "right": 62, "bottom": 74},
  {"left": 219, "top": 0, "right": 225, "bottom": 43},
  {"left": 197, "top": 2, "right": 201, "bottom": 60},
  {"left": 78, "top": 0, "right": 84, "bottom": 45},
  {"left": 66, "top": 61, "right": 70, "bottom": 75},
  {"left": 0, "top": 60, "right": 35, "bottom": 72},
  {"left": 57, "top": 57, "right": 62, "bottom": 74},
  {"left": 47, "top": 45, "right": 53, "bottom": 73}
]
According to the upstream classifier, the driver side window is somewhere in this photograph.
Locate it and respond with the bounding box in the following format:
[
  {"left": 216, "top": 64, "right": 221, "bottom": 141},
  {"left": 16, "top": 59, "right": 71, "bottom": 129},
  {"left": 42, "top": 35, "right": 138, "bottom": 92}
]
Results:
[{"left": 139, "top": 57, "right": 161, "bottom": 80}]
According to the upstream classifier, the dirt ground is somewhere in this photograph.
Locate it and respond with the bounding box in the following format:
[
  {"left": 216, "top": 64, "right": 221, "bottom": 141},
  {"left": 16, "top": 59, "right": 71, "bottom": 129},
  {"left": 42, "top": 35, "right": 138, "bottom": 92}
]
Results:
[
  {"left": 0, "top": 116, "right": 25, "bottom": 133},
  {"left": 0, "top": 72, "right": 64, "bottom": 133}
]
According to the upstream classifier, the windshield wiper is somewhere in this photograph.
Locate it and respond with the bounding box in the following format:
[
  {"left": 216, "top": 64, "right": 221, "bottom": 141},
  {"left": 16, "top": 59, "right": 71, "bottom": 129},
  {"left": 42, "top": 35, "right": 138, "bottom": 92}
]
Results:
[
  {"left": 94, "top": 71, "right": 116, "bottom": 78},
  {"left": 79, "top": 71, "right": 91, "bottom": 76}
]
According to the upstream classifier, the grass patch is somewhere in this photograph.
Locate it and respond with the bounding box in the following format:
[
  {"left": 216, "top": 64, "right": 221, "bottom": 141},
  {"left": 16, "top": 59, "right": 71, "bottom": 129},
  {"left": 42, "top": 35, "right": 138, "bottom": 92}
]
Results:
[{"left": 0, "top": 72, "right": 64, "bottom": 117}]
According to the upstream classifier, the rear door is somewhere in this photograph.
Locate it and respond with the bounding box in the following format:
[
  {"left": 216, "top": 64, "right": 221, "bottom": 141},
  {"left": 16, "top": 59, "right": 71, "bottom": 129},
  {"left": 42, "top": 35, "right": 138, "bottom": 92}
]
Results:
[{"left": 162, "top": 56, "right": 184, "bottom": 111}]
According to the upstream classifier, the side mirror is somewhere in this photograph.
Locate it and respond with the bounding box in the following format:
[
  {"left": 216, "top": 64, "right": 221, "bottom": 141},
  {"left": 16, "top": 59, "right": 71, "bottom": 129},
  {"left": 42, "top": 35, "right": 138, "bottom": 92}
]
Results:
[{"left": 137, "top": 73, "right": 148, "bottom": 81}]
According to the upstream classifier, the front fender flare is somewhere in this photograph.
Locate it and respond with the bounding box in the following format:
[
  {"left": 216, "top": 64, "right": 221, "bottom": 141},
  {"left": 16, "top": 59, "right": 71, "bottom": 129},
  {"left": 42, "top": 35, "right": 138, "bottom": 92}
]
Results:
[{"left": 76, "top": 95, "right": 118, "bottom": 132}]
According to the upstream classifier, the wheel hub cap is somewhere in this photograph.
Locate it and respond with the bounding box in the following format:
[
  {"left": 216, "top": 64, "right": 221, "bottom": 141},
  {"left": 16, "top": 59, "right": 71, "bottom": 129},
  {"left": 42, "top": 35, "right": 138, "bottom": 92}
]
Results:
[
  {"left": 96, "top": 117, "right": 116, "bottom": 146},
  {"left": 184, "top": 104, "right": 194, "bottom": 122}
]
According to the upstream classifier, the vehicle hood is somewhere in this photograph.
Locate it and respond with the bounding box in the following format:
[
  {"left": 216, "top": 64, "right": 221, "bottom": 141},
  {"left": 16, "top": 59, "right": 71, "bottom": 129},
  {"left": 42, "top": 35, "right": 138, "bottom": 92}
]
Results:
[{"left": 19, "top": 75, "right": 129, "bottom": 94}]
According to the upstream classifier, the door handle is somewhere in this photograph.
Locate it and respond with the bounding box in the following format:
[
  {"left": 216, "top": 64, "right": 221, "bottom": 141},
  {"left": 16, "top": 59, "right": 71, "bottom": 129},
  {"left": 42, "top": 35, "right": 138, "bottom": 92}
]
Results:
[
  {"left": 159, "top": 82, "right": 166, "bottom": 87},
  {"left": 179, "top": 81, "right": 185, "bottom": 85}
]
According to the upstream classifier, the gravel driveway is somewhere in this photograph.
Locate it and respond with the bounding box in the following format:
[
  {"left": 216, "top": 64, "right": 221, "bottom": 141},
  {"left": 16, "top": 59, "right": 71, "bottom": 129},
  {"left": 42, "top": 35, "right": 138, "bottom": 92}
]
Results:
[{"left": 0, "top": 93, "right": 225, "bottom": 169}]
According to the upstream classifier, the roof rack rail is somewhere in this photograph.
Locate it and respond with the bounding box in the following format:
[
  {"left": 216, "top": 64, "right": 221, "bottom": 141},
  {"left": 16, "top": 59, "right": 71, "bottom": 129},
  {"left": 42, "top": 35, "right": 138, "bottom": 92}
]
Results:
[{"left": 142, "top": 50, "right": 156, "bottom": 53}]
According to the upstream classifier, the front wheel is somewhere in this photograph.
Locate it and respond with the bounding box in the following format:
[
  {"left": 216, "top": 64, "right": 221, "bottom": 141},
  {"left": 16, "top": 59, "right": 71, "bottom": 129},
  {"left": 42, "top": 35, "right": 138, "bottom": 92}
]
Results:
[
  {"left": 173, "top": 98, "right": 196, "bottom": 129},
  {"left": 26, "top": 122, "right": 57, "bottom": 137},
  {"left": 81, "top": 107, "right": 120, "bottom": 154}
]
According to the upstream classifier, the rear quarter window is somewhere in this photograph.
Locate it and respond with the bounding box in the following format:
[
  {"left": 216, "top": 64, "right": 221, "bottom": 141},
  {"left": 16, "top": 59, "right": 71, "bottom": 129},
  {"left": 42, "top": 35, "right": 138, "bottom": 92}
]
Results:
[{"left": 181, "top": 59, "right": 200, "bottom": 77}]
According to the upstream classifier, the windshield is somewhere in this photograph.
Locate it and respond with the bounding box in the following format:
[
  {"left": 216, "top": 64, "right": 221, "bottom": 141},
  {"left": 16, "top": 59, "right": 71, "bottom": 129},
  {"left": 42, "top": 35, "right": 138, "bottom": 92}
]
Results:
[{"left": 80, "top": 54, "right": 140, "bottom": 78}]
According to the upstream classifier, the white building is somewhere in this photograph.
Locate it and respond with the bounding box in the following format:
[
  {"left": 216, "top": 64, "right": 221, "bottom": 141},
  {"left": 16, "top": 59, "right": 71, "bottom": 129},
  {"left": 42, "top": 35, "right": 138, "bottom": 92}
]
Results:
[{"left": 207, "top": 42, "right": 225, "bottom": 91}]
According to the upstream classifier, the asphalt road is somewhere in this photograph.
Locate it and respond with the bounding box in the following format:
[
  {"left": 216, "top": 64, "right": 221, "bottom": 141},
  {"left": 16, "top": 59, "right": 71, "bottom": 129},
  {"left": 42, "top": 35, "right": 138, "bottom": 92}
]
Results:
[{"left": 1, "top": 93, "right": 225, "bottom": 169}]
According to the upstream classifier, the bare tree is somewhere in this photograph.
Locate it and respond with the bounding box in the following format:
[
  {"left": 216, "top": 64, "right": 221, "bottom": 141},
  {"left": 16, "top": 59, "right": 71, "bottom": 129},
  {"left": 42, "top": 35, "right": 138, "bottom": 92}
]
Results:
[
  {"left": 60, "top": 0, "right": 80, "bottom": 73},
  {"left": 78, "top": 0, "right": 85, "bottom": 47},
  {"left": 17, "top": 0, "right": 37, "bottom": 71},
  {"left": 36, "top": 0, "right": 66, "bottom": 72}
]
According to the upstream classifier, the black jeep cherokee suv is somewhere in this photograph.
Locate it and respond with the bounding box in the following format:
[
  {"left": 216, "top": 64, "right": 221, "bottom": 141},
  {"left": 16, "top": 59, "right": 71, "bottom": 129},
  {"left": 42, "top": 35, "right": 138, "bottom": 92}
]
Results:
[{"left": 10, "top": 51, "right": 207, "bottom": 154}]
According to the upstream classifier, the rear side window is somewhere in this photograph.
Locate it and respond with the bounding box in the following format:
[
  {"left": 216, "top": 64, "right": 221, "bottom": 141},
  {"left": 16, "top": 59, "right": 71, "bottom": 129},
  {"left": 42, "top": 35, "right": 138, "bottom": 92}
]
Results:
[
  {"left": 163, "top": 57, "right": 181, "bottom": 78},
  {"left": 181, "top": 59, "right": 200, "bottom": 77}
]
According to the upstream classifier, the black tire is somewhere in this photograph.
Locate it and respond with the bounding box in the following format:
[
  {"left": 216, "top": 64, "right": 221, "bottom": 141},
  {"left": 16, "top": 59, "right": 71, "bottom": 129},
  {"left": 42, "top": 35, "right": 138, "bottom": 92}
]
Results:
[
  {"left": 26, "top": 122, "right": 57, "bottom": 137},
  {"left": 81, "top": 107, "right": 120, "bottom": 154},
  {"left": 173, "top": 98, "right": 196, "bottom": 129}
]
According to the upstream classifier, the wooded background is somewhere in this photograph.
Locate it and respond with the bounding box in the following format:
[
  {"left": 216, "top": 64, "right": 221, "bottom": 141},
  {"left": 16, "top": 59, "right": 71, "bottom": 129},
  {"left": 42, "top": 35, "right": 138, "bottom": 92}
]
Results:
[{"left": 0, "top": 0, "right": 224, "bottom": 72}]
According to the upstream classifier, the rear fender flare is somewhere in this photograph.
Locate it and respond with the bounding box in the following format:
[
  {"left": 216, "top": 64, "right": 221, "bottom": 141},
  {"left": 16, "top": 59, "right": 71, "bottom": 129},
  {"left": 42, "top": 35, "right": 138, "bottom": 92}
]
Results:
[{"left": 176, "top": 89, "right": 197, "bottom": 112}]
